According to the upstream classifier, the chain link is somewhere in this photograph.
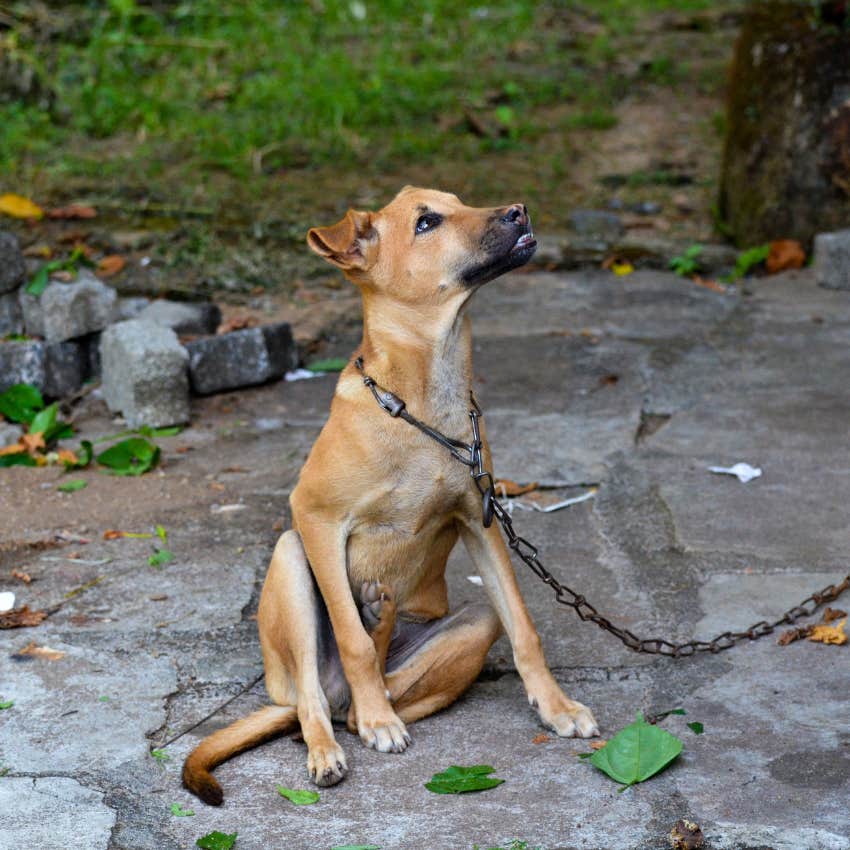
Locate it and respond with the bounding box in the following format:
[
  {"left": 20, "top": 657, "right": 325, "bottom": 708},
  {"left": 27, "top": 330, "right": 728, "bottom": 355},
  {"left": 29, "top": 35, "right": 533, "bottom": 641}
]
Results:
[{"left": 355, "top": 360, "right": 850, "bottom": 657}]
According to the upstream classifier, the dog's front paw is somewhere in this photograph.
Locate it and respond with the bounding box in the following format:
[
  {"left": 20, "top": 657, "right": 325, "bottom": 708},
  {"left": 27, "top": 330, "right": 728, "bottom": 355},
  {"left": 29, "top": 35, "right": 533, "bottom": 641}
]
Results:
[
  {"left": 307, "top": 743, "right": 348, "bottom": 787},
  {"left": 537, "top": 697, "right": 599, "bottom": 738},
  {"left": 358, "top": 713, "right": 411, "bottom": 754}
]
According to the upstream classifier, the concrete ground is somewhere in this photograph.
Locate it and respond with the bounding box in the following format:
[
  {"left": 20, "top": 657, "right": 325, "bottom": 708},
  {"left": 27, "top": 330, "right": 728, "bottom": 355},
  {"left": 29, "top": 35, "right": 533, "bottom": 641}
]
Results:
[{"left": 1, "top": 267, "right": 849, "bottom": 850}]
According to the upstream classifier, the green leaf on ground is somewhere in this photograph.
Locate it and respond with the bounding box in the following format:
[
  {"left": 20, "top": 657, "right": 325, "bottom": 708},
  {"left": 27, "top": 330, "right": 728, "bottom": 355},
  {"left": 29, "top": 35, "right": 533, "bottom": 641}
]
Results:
[
  {"left": 732, "top": 243, "right": 770, "bottom": 280},
  {"left": 196, "top": 832, "right": 237, "bottom": 850},
  {"left": 306, "top": 357, "right": 348, "bottom": 373},
  {"left": 0, "top": 453, "right": 37, "bottom": 468},
  {"left": 0, "top": 383, "right": 44, "bottom": 424},
  {"left": 0, "top": 700, "right": 13, "bottom": 709},
  {"left": 139, "top": 425, "right": 183, "bottom": 438},
  {"left": 276, "top": 785, "right": 320, "bottom": 805},
  {"left": 148, "top": 548, "right": 174, "bottom": 568},
  {"left": 424, "top": 764, "right": 504, "bottom": 794},
  {"left": 155, "top": 524, "right": 168, "bottom": 543},
  {"left": 150, "top": 748, "right": 170, "bottom": 762},
  {"left": 57, "top": 479, "right": 87, "bottom": 493},
  {"left": 669, "top": 708, "right": 687, "bottom": 716},
  {"left": 96, "top": 438, "right": 160, "bottom": 475},
  {"left": 170, "top": 802, "right": 195, "bottom": 817},
  {"left": 25, "top": 266, "right": 50, "bottom": 296},
  {"left": 63, "top": 440, "right": 93, "bottom": 470},
  {"left": 687, "top": 722, "right": 704, "bottom": 735},
  {"left": 0, "top": 766, "right": 10, "bottom": 776},
  {"left": 587, "top": 713, "right": 682, "bottom": 790}
]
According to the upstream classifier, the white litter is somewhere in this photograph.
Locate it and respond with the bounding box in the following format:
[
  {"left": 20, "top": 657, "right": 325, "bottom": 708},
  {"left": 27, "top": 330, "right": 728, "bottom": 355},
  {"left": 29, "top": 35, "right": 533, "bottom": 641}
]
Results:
[
  {"left": 211, "top": 503, "right": 247, "bottom": 514},
  {"left": 0, "top": 591, "right": 15, "bottom": 613},
  {"left": 708, "top": 462, "right": 762, "bottom": 483},
  {"left": 285, "top": 368, "right": 324, "bottom": 382},
  {"left": 466, "top": 575, "right": 484, "bottom": 586}
]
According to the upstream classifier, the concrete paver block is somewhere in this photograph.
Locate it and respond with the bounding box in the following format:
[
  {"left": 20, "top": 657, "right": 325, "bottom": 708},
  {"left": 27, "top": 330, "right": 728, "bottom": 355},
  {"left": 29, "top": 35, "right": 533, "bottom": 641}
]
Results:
[
  {"left": 814, "top": 228, "right": 850, "bottom": 290},
  {"left": 185, "top": 322, "right": 296, "bottom": 395},
  {"left": 100, "top": 319, "right": 190, "bottom": 427},
  {"left": 20, "top": 268, "right": 118, "bottom": 342},
  {"left": 0, "top": 231, "right": 26, "bottom": 293},
  {"left": 139, "top": 299, "right": 222, "bottom": 335}
]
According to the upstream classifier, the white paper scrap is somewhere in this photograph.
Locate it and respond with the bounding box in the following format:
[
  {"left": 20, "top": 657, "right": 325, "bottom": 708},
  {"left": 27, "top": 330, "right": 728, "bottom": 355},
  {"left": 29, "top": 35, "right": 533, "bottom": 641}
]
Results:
[
  {"left": 708, "top": 462, "right": 762, "bottom": 483},
  {"left": 466, "top": 575, "right": 484, "bottom": 586},
  {"left": 0, "top": 592, "right": 15, "bottom": 613},
  {"left": 285, "top": 368, "right": 325, "bottom": 382}
]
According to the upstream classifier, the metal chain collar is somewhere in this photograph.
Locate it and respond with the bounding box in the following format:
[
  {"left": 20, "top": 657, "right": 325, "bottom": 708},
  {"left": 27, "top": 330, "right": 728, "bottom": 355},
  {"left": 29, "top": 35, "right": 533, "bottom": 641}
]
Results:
[{"left": 354, "top": 357, "right": 850, "bottom": 657}]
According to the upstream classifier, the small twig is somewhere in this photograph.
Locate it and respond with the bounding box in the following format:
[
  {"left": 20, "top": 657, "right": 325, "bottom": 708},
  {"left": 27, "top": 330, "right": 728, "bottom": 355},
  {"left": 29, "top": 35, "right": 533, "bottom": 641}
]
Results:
[{"left": 155, "top": 672, "right": 266, "bottom": 750}]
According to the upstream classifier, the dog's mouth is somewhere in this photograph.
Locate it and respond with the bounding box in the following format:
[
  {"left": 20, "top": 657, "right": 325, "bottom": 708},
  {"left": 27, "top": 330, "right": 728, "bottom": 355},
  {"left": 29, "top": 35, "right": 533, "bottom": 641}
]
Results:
[{"left": 461, "top": 225, "right": 537, "bottom": 287}]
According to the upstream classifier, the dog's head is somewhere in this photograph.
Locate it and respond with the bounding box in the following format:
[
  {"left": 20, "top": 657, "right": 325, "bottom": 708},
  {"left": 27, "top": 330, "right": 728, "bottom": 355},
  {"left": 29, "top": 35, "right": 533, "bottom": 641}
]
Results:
[{"left": 307, "top": 187, "right": 536, "bottom": 303}]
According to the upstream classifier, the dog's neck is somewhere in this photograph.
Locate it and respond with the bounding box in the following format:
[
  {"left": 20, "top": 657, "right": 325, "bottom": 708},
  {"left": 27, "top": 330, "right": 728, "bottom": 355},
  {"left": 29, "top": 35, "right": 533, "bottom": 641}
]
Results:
[{"left": 357, "top": 290, "right": 474, "bottom": 424}]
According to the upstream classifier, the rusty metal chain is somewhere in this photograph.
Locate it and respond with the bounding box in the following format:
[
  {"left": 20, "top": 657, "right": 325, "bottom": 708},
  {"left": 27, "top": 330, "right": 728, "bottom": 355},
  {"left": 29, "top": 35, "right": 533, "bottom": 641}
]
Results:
[{"left": 355, "top": 358, "right": 850, "bottom": 657}]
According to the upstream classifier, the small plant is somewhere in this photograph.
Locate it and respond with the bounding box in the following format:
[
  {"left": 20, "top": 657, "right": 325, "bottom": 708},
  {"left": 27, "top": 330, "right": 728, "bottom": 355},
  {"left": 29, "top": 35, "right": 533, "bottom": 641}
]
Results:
[
  {"left": 728, "top": 243, "right": 769, "bottom": 281},
  {"left": 669, "top": 244, "right": 703, "bottom": 277}
]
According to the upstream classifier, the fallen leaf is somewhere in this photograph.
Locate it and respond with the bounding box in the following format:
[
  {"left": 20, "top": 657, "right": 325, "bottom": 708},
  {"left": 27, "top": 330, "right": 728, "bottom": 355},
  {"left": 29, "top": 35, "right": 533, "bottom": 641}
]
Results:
[
  {"left": 778, "top": 626, "right": 812, "bottom": 646},
  {"left": 0, "top": 193, "right": 44, "bottom": 219},
  {"left": 97, "top": 437, "right": 160, "bottom": 476},
  {"left": 670, "top": 818, "right": 705, "bottom": 849},
  {"left": 686, "top": 722, "right": 704, "bottom": 735},
  {"left": 150, "top": 748, "right": 170, "bottom": 762},
  {"left": 766, "top": 240, "right": 805, "bottom": 274},
  {"left": 50, "top": 270, "right": 74, "bottom": 282},
  {"left": 306, "top": 357, "right": 348, "bottom": 373},
  {"left": 331, "top": 846, "right": 381, "bottom": 850},
  {"left": 23, "top": 244, "right": 52, "bottom": 258},
  {"left": 276, "top": 786, "right": 320, "bottom": 805},
  {"left": 822, "top": 607, "right": 847, "bottom": 624},
  {"left": 692, "top": 275, "right": 726, "bottom": 293},
  {"left": 196, "top": 832, "right": 237, "bottom": 850},
  {"left": 56, "top": 449, "right": 80, "bottom": 466},
  {"left": 589, "top": 740, "right": 608, "bottom": 750},
  {"left": 0, "top": 442, "right": 27, "bottom": 457},
  {"left": 585, "top": 713, "right": 682, "bottom": 790},
  {"left": 16, "top": 641, "right": 65, "bottom": 660},
  {"left": 57, "top": 479, "right": 87, "bottom": 493},
  {"left": 217, "top": 316, "right": 257, "bottom": 334},
  {"left": 494, "top": 479, "right": 539, "bottom": 497},
  {"left": 0, "top": 606, "right": 49, "bottom": 629},
  {"left": 425, "top": 764, "right": 504, "bottom": 794},
  {"left": 170, "top": 802, "right": 195, "bottom": 817},
  {"left": 531, "top": 733, "right": 551, "bottom": 745},
  {"left": 600, "top": 373, "right": 619, "bottom": 386},
  {"left": 611, "top": 261, "right": 634, "bottom": 276},
  {"left": 808, "top": 617, "right": 847, "bottom": 645},
  {"left": 103, "top": 530, "right": 152, "bottom": 540},
  {"left": 0, "top": 700, "right": 13, "bottom": 709},
  {"left": 148, "top": 548, "right": 174, "bottom": 568},
  {"left": 96, "top": 255, "right": 126, "bottom": 277},
  {"left": 47, "top": 204, "right": 97, "bottom": 220},
  {"left": 11, "top": 570, "right": 32, "bottom": 584}
]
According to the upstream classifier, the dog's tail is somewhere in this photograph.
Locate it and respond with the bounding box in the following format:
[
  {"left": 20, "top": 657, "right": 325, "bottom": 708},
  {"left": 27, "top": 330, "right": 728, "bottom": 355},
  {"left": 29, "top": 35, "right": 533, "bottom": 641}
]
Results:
[{"left": 182, "top": 705, "right": 298, "bottom": 805}]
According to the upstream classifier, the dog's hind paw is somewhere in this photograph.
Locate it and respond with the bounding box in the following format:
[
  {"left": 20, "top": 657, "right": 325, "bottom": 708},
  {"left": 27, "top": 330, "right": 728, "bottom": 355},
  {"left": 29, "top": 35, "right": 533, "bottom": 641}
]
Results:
[
  {"left": 359, "top": 581, "right": 395, "bottom": 633},
  {"left": 307, "top": 744, "right": 348, "bottom": 787}
]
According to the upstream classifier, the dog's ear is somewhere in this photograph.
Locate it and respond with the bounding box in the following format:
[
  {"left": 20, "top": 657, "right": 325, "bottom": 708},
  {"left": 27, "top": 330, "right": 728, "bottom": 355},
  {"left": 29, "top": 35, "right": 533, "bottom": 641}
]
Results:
[{"left": 307, "top": 209, "right": 375, "bottom": 271}]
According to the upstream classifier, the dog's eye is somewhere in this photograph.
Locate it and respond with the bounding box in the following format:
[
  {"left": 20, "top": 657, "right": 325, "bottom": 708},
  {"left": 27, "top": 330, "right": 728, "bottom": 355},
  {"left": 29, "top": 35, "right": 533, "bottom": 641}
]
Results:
[{"left": 415, "top": 213, "right": 443, "bottom": 235}]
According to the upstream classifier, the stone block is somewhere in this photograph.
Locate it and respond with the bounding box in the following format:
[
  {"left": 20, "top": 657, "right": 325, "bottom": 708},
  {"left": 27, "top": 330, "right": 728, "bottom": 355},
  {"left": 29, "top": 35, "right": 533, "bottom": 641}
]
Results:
[
  {"left": 568, "top": 208, "right": 625, "bottom": 240},
  {"left": 0, "top": 338, "right": 87, "bottom": 398},
  {"left": 100, "top": 320, "right": 190, "bottom": 427},
  {"left": 138, "top": 299, "right": 221, "bottom": 335},
  {"left": 117, "top": 296, "right": 151, "bottom": 321},
  {"left": 0, "top": 290, "right": 23, "bottom": 335},
  {"left": 20, "top": 268, "right": 118, "bottom": 342},
  {"left": 0, "top": 231, "right": 26, "bottom": 293},
  {"left": 0, "top": 421, "right": 23, "bottom": 447},
  {"left": 813, "top": 229, "right": 850, "bottom": 290},
  {"left": 185, "top": 322, "right": 296, "bottom": 395}
]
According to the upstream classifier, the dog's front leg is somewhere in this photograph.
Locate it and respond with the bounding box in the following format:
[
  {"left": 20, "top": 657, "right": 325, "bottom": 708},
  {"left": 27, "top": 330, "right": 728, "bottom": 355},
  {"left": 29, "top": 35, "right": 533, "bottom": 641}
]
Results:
[
  {"left": 298, "top": 518, "right": 411, "bottom": 753},
  {"left": 460, "top": 521, "right": 599, "bottom": 738}
]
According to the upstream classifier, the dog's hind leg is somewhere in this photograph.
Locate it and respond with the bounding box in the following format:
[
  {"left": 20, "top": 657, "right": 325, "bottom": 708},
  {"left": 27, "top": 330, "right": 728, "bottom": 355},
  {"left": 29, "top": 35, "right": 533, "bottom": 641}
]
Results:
[
  {"left": 259, "top": 530, "right": 349, "bottom": 787},
  {"left": 382, "top": 602, "right": 503, "bottom": 723}
]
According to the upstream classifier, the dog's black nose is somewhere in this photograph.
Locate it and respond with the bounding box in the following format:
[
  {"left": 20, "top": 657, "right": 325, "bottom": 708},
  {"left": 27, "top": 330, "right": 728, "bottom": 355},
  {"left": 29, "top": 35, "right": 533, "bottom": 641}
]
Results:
[{"left": 500, "top": 204, "right": 528, "bottom": 226}]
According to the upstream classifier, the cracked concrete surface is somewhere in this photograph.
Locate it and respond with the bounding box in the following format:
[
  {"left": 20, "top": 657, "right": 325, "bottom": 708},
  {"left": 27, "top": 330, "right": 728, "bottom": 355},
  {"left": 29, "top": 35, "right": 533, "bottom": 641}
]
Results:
[{"left": 1, "top": 267, "right": 849, "bottom": 850}]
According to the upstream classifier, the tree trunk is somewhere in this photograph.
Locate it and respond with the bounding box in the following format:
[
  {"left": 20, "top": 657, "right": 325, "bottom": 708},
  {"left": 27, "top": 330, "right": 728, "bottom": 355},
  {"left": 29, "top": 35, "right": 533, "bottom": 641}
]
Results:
[{"left": 719, "top": 2, "right": 850, "bottom": 248}]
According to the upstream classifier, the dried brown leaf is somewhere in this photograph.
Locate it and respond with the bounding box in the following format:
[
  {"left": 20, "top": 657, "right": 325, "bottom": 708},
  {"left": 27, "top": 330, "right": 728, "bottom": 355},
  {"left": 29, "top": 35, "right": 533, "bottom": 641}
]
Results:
[
  {"left": 96, "top": 255, "right": 126, "bottom": 277},
  {"left": 589, "top": 740, "right": 608, "bottom": 750},
  {"left": 670, "top": 818, "right": 704, "bottom": 850},
  {"left": 11, "top": 570, "right": 32, "bottom": 584},
  {"left": 0, "top": 605, "right": 49, "bottom": 629},
  {"left": 778, "top": 625, "right": 812, "bottom": 646},
  {"left": 16, "top": 641, "right": 65, "bottom": 660},
  {"left": 47, "top": 204, "right": 97, "bottom": 220},
  {"left": 766, "top": 240, "right": 805, "bottom": 274},
  {"left": 822, "top": 607, "right": 847, "bottom": 624},
  {"left": 808, "top": 617, "right": 847, "bottom": 645},
  {"left": 531, "top": 733, "right": 551, "bottom": 745}
]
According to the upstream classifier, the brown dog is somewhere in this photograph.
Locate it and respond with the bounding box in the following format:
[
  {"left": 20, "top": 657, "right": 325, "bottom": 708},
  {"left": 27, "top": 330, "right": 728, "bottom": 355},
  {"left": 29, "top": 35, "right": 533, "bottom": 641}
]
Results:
[{"left": 183, "top": 187, "right": 599, "bottom": 805}]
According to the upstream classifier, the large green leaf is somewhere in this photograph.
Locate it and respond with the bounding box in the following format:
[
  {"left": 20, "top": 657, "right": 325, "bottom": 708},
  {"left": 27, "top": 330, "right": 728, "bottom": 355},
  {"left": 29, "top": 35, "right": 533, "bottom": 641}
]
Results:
[
  {"left": 425, "top": 764, "right": 504, "bottom": 794},
  {"left": 588, "top": 713, "right": 682, "bottom": 790},
  {"left": 96, "top": 437, "right": 160, "bottom": 476},
  {"left": 196, "top": 832, "right": 237, "bottom": 850},
  {"left": 0, "top": 453, "right": 37, "bottom": 468},
  {"left": 276, "top": 785, "right": 319, "bottom": 805},
  {"left": 0, "top": 383, "right": 44, "bottom": 424}
]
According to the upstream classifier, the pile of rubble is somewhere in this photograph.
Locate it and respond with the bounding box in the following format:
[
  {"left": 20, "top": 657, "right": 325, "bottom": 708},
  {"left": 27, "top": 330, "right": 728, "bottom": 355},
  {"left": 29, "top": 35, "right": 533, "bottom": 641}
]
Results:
[{"left": 0, "top": 232, "right": 296, "bottom": 427}]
